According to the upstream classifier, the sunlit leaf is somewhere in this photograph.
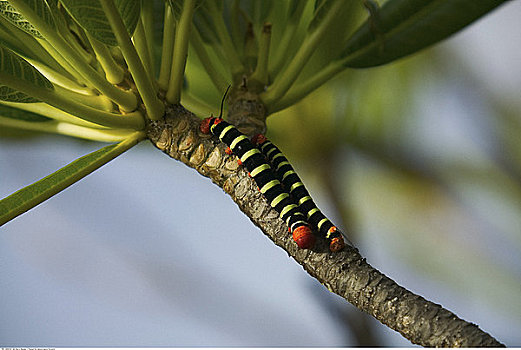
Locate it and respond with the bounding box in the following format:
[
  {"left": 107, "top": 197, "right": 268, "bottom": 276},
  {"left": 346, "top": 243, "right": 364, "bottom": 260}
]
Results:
[
  {"left": 0, "top": 103, "right": 51, "bottom": 121},
  {"left": 0, "top": 0, "right": 54, "bottom": 38},
  {"left": 341, "top": 0, "right": 510, "bottom": 68},
  {"left": 0, "top": 133, "right": 143, "bottom": 226},
  {"left": 0, "top": 45, "right": 53, "bottom": 102},
  {"left": 60, "top": 0, "right": 140, "bottom": 46},
  {"left": 0, "top": 20, "right": 37, "bottom": 59}
]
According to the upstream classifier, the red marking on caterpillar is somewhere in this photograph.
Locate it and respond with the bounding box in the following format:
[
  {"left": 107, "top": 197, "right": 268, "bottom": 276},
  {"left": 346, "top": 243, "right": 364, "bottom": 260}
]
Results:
[
  {"left": 225, "top": 147, "right": 233, "bottom": 155},
  {"left": 292, "top": 226, "right": 315, "bottom": 249},
  {"left": 329, "top": 237, "right": 345, "bottom": 252},
  {"left": 237, "top": 159, "right": 243, "bottom": 166},
  {"left": 251, "top": 133, "right": 268, "bottom": 145},
  {"left": 256, "top": 136, "right": 348, "bottom": 252},
  {"left": 200, "top": 117, "right": 213, "bottom": 134}
]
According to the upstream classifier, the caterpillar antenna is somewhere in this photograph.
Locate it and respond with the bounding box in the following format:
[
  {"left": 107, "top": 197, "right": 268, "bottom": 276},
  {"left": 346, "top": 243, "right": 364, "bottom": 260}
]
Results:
[{"left": 219, "top": 85, "right": 231, "bottom": 118}]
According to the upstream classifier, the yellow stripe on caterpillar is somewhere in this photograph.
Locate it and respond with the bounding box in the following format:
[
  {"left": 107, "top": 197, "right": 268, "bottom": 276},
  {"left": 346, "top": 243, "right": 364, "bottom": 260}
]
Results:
[
  {"left": 271, "top": 192, "right": 289, "bottom": 207},
  {"left": 282, "top": 169, "right": 295, "bottom": 180},
  {"left": 218, "top": 125, "right": 234, "bottom": 140},
  {"left": 250, "top": 163, "right": 270, "bottom": 177},
  {"left": 281, "top": 203, "right": 297, "bottom": 217},
  {"left": 230, "top": 134, "right": 249, "bottom": 150},
  {"left": 276, "top": 160, "right": 290, "bottom": 170},
  {"left": 240, "top": 148, "right": 261, "bottom": 163},
  {"left": 307, "top": 207, "right": 320, "bottom": 217},
  {"left": 290, "top": 181, "right": 304, "bottom": 192},
  {"left": 299, "top": 196, "right": 313, "bottom": 206},
  {"left": 260, "top": 179, "right": 281, "bottom": 195},
  {"left": 317, "top": 218, "right": 329, "bottom": 230}
]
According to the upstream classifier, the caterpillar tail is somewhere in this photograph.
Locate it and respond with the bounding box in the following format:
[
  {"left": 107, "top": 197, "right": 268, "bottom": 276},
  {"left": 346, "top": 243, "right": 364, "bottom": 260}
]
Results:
[{"left": 292, "top": 225, "right": 315, "bottom": 249}]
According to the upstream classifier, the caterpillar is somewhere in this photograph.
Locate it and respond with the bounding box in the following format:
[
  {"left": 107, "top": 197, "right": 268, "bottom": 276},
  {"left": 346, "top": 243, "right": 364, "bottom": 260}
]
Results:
[
  {"left": 200, "top": 117, "right": 316, "bottom": 250},
  {"left": 251, "top": 134, "right": 346, "bottom": 252}
]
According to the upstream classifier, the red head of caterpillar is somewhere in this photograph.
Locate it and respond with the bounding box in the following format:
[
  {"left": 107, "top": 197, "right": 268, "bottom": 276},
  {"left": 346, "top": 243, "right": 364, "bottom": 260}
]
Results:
[
  {"left": 251, "top": 133, "right": 268, "bottom": 145},
  {"left": 200, "top": 85, "right": 230, "bottom": 134},
  {"left": 200, "top": 117, "right": 224, "bottom": 134}
]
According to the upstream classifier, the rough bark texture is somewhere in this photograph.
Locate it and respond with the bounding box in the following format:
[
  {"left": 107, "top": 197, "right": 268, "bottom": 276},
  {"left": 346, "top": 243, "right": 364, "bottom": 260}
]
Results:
[{"left": 146, "top": 104, "right": 504, "bottom": 347}]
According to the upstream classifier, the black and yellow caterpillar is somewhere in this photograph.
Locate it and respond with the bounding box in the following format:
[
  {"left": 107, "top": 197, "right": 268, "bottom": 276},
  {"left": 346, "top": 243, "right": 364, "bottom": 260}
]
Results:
[
  {"left": 252, "top": 134, "right": 346, "bottom": 252},
  {"left": 200, "top": 117, "right": 316, "bottom": 249}
]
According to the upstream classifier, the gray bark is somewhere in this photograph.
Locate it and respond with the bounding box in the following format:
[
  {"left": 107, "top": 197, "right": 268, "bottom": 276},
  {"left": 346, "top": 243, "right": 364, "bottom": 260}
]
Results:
[{"left": 146, "top": 103, "right": 504, "bottom": 347}]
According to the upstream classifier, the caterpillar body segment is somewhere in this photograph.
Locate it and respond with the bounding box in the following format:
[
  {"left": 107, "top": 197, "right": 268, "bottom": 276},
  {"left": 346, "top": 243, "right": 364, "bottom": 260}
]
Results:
[
  {"left": 252, "top": 134, "right": 346, "bottom": 252},
  {"left": 200, "top": 117, "right": 316, "bottom": 249}
]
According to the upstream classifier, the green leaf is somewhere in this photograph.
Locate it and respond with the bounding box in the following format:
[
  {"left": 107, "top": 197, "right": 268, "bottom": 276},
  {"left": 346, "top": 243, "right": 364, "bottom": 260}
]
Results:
[
  {"left": 0, "top": 0, "right": 54, "bottom": 38},
  {"left": 0, "top": 132, "right": 144, "bottom": 226},
  {"left": 171, "top": 0, "right": 205, "bottom": 20},
  {"left": 238, "top": 0, "right": 274, "bottom": 29},
  {"left": 308, "top": 0, "right": 331, "bottom": 32},
  {"left": 0, "top": 19, "right": 36, "bottom": 59},
  {"left": 0, "top": 45, "right": 53, "bottom": 102},
  {"left": 340, "top": 0, "right": 511, "bottom": 68},
  {"left": 193, "top": 5, "right": 219, "bottom": 44},
  {"left": 0, "top": 103, "right": 51, "bottom": 121},
  {"left": 60, "top": 0, "right": 140, "bottom": 46}
]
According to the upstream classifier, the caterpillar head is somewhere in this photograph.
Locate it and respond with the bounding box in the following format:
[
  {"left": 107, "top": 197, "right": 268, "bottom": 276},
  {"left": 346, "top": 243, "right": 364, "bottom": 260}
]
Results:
[
  {"left": 251, "top": 133, "right": 267, "bottom": 145},
  {"left": 292, "top": 226, "right": 315, "bottom": 249},
  {"left": 199, "top": 117, "right": 213, "bottom": 134},
  {"left": 200, "top": 117, "right": 224, "bottom": 134}
]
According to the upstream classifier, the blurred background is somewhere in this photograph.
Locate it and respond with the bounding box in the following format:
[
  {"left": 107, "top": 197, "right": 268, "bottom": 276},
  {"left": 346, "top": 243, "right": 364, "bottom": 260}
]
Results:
[{"left": 1, "top": 1, "right": 520, "bottom": 346}]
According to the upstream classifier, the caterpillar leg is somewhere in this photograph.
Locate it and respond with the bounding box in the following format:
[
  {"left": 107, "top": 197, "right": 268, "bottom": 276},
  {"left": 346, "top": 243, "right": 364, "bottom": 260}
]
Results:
[{"left": 327, "top": 227, "right": 345, "bottom": 252}]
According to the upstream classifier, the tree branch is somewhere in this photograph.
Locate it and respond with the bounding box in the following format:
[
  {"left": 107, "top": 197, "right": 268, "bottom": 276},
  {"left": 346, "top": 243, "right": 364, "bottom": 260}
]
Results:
[{"left": 146, "top": 104, "right": 504, "bottom": 347}]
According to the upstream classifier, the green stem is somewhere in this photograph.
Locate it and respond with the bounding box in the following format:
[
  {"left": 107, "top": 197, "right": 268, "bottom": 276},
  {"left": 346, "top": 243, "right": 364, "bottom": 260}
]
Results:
[
  {"left": 0, "top": 116, "right": 136, "bottom": 142},
  {"left": 165, "top": 0, "right": 196, "bottom": 104},
  {"left": 37, "top": 38, "right": 89, "bottom": 85},
  {"left": 25, "top": 59, "right": 94, "bottom": 95},
  {"left": 0, "top": 14, "right": 74, "bottom": 80},
  {"left": 54, "top": 85, "right": 114, "bottom": 112},
  {"left": 269, "top": 0, "right": 308, "bottom": 77},
  {"left": 8, "top": 0, "right": 137, "bottom": 112},
  {"left": 158, "top": 2, "right": 175, "bottom": 91},
  {"left": 100, "top": 0, "right": 164, "bottom": 120},
  {"left": 87, "top": 32, "right": 125, "bottom": 85},
  {"left": 269, "top": 60, "right": 348, "bottom": 113},
  {"left": 133, "top": 18, "right": 154, "bottom": 82},
  {"left": 243, "top": 22, "right": 256, "bottom": 72},
  {"left": 190, "top": 27, "right": 228, "bottom": 92},
  {"left": 229, "top": 0, "right": 243, "bottom": 56},
  {"left": 250, "top": 23, "right": 272, "bottom": 86},
  {"left": 0, "top": 70, "right": 144, "bottom": 129},
  {"left": 261, "top": 0, "right": 345, "bottom": 106},
  {"left": 0, "top": 131, "right": 145, "bottom": 226},
  {"left": 51, "top": 1, "right": 94, "bottom": 65},
  {"left": 141, "top": 0, "right": 155, "bottom": 75},
  {"left": 205, "top": 1, "right": 245, "bottom": 77},
  {"left": 0, "top": 101, "right": 109, "bottom": 128}
]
